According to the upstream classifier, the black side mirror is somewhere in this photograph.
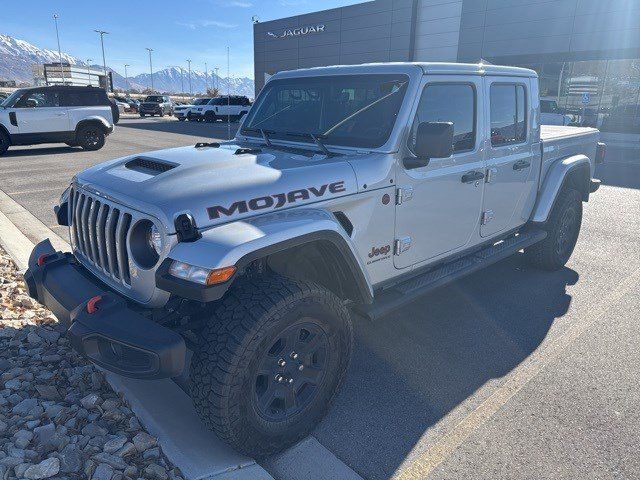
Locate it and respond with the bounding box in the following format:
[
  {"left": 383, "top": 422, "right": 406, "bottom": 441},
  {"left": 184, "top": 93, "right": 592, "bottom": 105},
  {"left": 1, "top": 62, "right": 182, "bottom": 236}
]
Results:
[{"left": 415, "top": 121, "right": 454, "bottom": 159}]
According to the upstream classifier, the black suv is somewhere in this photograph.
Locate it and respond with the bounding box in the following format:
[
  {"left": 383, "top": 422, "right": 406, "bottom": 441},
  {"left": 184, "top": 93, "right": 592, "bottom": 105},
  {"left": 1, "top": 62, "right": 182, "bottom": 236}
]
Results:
[{"left": 139, "top": 95, "right": 173, "bottom": 117}]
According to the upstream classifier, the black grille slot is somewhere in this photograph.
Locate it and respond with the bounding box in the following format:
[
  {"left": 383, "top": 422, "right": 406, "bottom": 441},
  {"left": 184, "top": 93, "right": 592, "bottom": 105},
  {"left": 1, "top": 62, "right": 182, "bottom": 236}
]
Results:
[{"left": 125, "top": 157, "right": 176, "bottom": 175}]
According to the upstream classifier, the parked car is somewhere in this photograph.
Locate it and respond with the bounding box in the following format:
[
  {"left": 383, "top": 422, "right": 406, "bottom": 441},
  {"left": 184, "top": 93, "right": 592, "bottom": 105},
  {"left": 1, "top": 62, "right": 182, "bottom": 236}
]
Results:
[
  {"left": 174, "top": 98, "right": 211, "bottom": 121},
  {"left": 540, "top": 98, "right": 572, "bottom": 126},
  {"left": 0, "top": 92, "right": 8, "bottom": 101},
  {"left": 0, "top": 85, "right": 114, "bottom": 155},
  {"left": 189, "top": 95, "right": 251, "bottom": 123},
  {"left": 114, "top": 96, "right": 139, "bottom": 113},
  {"left": 24, "top": 63, "right": 604, "bottom": 457},
  {"left": 139, "top": 95, "right": 173, "bottom": 117}
]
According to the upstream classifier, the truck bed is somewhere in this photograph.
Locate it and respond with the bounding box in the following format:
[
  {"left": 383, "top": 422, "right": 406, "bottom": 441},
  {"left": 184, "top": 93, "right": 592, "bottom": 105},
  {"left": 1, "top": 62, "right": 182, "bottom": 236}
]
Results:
[
  {"left": 540, "top": 124, "right": 598, "bottom": 141},
  {"left": 540, "top": 125, "right": 599, "bottom": 180}
]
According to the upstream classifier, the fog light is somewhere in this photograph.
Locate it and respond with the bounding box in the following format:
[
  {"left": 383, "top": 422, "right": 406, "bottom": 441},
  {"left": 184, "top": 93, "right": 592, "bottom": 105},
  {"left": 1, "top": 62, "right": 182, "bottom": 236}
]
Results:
[{"left": 168, "top": 261, "right": 236, "bottom": 285}]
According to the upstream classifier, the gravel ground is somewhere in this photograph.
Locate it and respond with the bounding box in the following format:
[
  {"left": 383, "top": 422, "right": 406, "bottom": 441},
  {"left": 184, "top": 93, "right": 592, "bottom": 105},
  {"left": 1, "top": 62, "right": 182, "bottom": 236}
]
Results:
[{"left": 0, "top": 249, "right": 185, "bottom": 480}]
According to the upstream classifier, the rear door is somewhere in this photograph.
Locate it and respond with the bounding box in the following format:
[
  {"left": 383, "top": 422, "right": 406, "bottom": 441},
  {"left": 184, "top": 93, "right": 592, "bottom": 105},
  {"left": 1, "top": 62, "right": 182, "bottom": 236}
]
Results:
[
  {"left": 481, "top": 78, "right": 536, "bottom": 237},
  {"left": 14, "top": 89, "right": 69, "bottom": 134}
]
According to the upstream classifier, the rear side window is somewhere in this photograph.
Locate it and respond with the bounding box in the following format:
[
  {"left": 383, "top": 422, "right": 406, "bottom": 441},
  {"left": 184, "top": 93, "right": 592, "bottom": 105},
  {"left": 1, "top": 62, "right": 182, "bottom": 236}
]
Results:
[
  {"left": 490, "top": 84, "right": 527, "bottom": 146},
  {"left": 60, "top": 91, "right": 109, "bottom": 107},
  {"left": 409, "top": 83, "right": 476, "bottom": 153}
]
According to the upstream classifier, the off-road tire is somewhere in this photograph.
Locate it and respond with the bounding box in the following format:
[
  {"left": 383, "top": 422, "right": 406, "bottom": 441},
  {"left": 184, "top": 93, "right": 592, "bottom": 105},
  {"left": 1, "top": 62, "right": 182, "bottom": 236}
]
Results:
[
  {"left": 204, "top": 111, "right": 216, "bottom": 123},
  {"left": 77, "top": 125, "right": 106, "bottom": 151},
  {"left": 189, "top": 275, "right": 353, "bottom": 458},
  {"left": 0, "top": 130, "right": 10, "bottom": 155},
  {"left": 525, "top": 188, "right": 582, "bottom": 271}
]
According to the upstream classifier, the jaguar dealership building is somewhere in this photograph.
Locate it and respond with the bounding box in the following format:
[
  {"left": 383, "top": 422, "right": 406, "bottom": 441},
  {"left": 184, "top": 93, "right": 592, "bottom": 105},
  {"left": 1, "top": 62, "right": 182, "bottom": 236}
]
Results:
[{"left": 253, "top": 0, "right": 640, "bottom": 144}]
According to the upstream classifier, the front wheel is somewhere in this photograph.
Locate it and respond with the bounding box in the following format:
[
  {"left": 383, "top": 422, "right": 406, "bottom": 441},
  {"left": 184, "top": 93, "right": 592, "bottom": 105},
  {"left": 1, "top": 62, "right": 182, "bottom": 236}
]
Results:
[
  {"left": 0, "top": 130, "right": 10, "bottom": 155},
  {"left": 190, "top": 275, "right": 353, "bottom": 458},
  {"left": 525, "top": 188, "right": 583, "bottom": 270},
  {"left": 204, "top": 112, "right": 216, "bottom": 123},
  {"left": 77, "top": 125, "right": 106, "bottom": 151}
]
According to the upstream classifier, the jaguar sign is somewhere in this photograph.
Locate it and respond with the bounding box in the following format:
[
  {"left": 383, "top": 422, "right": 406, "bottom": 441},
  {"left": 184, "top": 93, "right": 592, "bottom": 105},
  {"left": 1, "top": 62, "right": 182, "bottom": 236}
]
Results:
[{"left": 267, "top": 24, "right": 325, "bottom": 39}]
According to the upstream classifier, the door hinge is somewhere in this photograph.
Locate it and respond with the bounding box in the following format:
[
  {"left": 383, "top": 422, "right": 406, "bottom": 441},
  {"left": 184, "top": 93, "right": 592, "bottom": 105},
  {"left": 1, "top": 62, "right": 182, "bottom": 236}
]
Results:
[
  {"left": 394, "top": 236, "right": 412, "bottom": 255},
  {"left": 481, "top": 210, "right": 495, "bottom": 225},
  {"left": 395, "top": 186, "right": 414, "bottom": 205}
]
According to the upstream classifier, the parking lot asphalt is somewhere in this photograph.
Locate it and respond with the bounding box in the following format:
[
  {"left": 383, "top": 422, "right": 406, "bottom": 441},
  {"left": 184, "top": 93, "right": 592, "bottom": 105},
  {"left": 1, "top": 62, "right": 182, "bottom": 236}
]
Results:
[{"left": 1, "top": 119, "right": 639, "bottom": 480}]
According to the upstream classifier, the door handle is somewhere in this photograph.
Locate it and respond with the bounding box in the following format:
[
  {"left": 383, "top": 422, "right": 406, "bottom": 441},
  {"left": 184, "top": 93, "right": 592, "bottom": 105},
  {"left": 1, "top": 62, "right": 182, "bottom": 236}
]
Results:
[
  {"left": 513, "top": 160, "right": 531, "bottom": 171},
  {"left": 461, "top": 171, "right": 485, "bottom": 183},
  {"left": 54, "top": 113, "right": 67, "bottom": 116}
]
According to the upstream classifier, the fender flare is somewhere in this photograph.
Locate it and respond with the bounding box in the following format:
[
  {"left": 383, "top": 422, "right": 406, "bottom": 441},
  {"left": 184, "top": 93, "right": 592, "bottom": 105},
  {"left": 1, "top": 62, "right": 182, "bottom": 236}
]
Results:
[
  {"left": 75, "top": 117, "right": 112, "bottom": 135},
  {"left": 531, "top": 154, "right": 591, "bottom": 223},
  {"left": 0, "top": 123, "right": 11, "bottom": 142},
  {"left": 158, "top": 208, "right": 374, "bottom": 304}
]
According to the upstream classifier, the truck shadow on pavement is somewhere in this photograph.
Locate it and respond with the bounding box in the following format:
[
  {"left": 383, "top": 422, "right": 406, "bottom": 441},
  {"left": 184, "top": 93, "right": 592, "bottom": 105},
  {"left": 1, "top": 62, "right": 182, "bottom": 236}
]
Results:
[
  {"left": 595, "top": 148, "right": 640, "bottom": 190},
  {"left": 118, "top": 119, "right": 239, "bottom": 140},
  {"left": 3, "top": 146, "right": 80, "bottom": 157},
  {"left": 312, "top": 255, "right": 577, "bottom": 480}
]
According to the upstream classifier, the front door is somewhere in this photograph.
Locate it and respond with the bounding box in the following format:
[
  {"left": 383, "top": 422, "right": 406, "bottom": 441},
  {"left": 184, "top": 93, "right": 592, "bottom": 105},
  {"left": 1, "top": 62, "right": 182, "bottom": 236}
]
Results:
[
  {"left": 480, "top": 78, "right": 536, "bottom": 237},
  {"left": 14, "top": 89, "right": 69, "bottom": 134},
  {"left": 394, "top": 77, "right": 485, "bottom": 269}
]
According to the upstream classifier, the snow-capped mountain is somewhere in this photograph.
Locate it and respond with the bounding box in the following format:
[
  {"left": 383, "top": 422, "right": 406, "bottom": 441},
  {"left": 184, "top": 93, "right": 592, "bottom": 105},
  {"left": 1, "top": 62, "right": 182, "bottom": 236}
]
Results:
[{"left": 0, "top": 33, "right": 254, "bottom": 96}]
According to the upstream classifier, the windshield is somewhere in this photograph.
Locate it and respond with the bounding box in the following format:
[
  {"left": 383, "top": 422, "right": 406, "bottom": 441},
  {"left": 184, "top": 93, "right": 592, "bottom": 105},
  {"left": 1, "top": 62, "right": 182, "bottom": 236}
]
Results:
[
  {"left": 208, "top": 97, "right": 226, "bottom": 105},
  {"left": 145, "top": 96, "right": 164, "bottom": 103},
  {"left": 194, "top": 98, "right": 210, "bottom": 105},
  {"left": 1, "top": 89, "right": 26, "bottom": 107},
  {"left": 241, "top": 74, "right": 409, "bottom": 149}
]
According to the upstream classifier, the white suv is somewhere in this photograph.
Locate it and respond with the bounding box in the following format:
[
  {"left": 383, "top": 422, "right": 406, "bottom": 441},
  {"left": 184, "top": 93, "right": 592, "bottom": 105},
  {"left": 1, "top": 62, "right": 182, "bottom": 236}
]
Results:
[
  {"left": 0, "top": 85, "right": 114, "bottom": 155},
  {"left": 191, "top": 95, "right": 252, "bottom": 123}
]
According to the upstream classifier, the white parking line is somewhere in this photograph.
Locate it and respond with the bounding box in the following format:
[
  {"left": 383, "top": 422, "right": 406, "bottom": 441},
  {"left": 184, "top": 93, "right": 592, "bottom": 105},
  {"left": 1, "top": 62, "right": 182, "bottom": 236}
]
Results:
[{"left": 392, "top": 265, "right": 640, "bottom": 480}]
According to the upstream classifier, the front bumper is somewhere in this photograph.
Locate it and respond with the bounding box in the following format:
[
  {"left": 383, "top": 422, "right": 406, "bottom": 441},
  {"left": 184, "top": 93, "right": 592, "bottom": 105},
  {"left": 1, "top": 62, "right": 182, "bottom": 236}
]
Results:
[
  {"left": 187, "top": 111, "right": 204, "bottom": 120},
  {"left": 23, "top": 239, "right": 186, "bottom": 380},
  {"left": 140, "top": 106, "right": 162, "bottom": 114},
  {"left": 174, "top": 110, "right": 188, "bottom": 118}
]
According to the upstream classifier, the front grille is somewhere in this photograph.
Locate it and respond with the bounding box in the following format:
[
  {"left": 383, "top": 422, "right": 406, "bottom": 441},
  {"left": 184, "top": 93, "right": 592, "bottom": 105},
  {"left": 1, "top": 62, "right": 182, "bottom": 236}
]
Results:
[{"left": 69, "top": 188, "right": 132, "bottom": 286}]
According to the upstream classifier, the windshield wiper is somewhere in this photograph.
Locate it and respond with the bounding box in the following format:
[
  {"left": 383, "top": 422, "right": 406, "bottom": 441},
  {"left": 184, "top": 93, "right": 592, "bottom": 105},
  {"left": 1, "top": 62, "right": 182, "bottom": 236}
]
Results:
[
  {"left": 284, "top": 131, "right": 332, "bottom": 156},
  {"left": 322, "top": 81, "right": 408, "bottom": 137},
  {"left": 248, "top": 104, "right": 293, "bottom": 129},
  {"left": 243, "top": 127, "right": 275, "bottom": 146}
]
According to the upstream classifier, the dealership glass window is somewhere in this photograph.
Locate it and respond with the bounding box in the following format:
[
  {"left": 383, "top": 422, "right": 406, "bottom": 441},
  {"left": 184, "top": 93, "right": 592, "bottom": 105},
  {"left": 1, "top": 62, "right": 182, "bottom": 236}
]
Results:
[
  {"left": 490, "top": 84, "right": 526, "bottom": 146},
  {"left": 408, "top": 83, "right": 476, "bottom": 153},
  {"left": 518, "top": 59, "right": 640, "bottom": 134}
]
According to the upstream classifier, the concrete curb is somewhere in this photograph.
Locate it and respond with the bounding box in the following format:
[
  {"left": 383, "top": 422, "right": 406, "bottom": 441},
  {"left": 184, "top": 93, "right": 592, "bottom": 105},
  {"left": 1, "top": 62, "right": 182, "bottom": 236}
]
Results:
[{"left": 0, "top": 190, "right": 274, "bottom": 480}]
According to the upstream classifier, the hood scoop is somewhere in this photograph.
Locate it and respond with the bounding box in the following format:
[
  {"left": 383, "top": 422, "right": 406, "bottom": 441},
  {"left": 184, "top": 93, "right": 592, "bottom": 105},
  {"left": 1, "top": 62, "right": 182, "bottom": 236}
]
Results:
[{"left": 124, "top": 157, "right": 177, "bottom": 176}]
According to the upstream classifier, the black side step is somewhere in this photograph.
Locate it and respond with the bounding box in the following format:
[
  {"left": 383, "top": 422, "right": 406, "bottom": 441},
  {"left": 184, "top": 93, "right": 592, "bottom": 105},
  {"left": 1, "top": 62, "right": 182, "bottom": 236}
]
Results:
[{"left": 354, "top": 229, "right": 547, "bottom": 321}]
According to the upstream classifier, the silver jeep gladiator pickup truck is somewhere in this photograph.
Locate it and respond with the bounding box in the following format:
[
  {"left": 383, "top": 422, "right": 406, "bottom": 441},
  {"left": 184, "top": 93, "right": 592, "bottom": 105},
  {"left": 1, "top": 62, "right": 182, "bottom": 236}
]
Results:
[{"left": 25, "top": 62, "right": 605, "bottom": 457}]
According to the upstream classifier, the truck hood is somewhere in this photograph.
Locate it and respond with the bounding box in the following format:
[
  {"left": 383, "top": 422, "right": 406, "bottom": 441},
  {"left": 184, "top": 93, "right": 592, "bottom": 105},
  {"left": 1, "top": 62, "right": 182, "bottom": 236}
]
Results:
[{"left": 75, "top": 144, "right": 358, "bottom": 233}]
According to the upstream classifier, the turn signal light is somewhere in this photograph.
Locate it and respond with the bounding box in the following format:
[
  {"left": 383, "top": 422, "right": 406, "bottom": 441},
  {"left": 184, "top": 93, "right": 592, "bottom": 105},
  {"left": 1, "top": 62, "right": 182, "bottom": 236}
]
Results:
[{"left": 206, "top": 266, "right": 236, "bottom": 285}]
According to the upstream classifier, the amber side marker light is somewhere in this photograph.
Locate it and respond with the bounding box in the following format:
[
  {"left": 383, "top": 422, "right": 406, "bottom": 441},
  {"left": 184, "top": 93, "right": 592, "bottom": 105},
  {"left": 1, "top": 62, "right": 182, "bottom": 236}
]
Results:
[{"left": 206, "top": 266, "right": 237, "bottom": 285}]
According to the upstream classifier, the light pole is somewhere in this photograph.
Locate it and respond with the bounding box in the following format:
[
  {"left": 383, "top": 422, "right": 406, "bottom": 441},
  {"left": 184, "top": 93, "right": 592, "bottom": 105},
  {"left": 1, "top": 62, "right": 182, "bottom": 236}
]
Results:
[
  {"left": 180, "top": 68, "right": 184, "bottom": 95},
  {"left": 94, "top": 30, "right": 109, "bottom": 90},
  {"left": 214, "top": 67, "right": 219, "bottom": 93},
  {"left": 53, "top": 14, "right": 64, "bottom": 84},
  {"left": 205, "top": 62, "right": 208, "bottom": 92},
  {"left": 124, "top": 64, "right": 130, "bottom": 91},
  {"left": 186, "top": 59, "right": 192, "bottom": 95},
  {"left": 86, "top": 59, "right": 92, "bottom": 85},
  {"left": 146, "top": 48, "right": 154, "bottom": 91}
]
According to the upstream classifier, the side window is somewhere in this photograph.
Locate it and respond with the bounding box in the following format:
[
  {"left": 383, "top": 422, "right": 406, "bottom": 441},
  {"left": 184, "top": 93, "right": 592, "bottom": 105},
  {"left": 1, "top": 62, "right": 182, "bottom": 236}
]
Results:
[
  {"left": 409, "top": 83, "right": 476, "bottom": 154},
  {"left": 490, "top": 84, "right": 527, "bottom": 147},
  {"left": 15, "top": 90, "right": 60, "bottom": 108},
  {"left": 60, "top": 91, "right": 106, "bottom": 107}
]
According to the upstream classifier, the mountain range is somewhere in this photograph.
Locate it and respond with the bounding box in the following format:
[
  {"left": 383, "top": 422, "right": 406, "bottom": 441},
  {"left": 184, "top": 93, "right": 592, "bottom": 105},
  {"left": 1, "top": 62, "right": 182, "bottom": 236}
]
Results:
[{"left": 0, "top": 34, "right": 254, "bottom": 97}]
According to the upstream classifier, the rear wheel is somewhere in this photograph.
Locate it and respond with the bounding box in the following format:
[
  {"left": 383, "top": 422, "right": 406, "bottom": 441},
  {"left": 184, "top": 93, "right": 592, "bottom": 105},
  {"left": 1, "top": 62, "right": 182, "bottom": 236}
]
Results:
[
  {"left": 77, "top": 125, "right": 106, "bottom": 151},
  {"left": 204, "top": 111, "right": 216, "bottom": 123},
  {"left": 0, "top": 130, "right": 10, "bottom": 155},
  {"left": 525, "top": 188, "right": 582, "bottom": 270},
  {"left": 190, "top": 275, "right": 353, "bottom": 457}
]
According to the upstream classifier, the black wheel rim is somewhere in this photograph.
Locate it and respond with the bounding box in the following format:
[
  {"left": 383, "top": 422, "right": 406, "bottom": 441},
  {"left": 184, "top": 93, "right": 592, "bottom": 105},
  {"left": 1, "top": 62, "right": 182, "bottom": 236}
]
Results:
[
  {"left": 253, "top": 320, "right": 329, "bottom": 422},
  {"left": 555, "top": 208, "right": 578, "bottom": 257},
  {"left": 84, "top": 130, "right": 99, "bottom": 147}
]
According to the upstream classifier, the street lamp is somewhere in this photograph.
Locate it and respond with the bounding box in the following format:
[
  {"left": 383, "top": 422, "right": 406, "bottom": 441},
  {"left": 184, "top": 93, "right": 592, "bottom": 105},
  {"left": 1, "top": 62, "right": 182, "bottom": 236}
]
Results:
[
  {"left": 146, "top": 48, "right": 154, "bottom": 91},
  {"left": 94, "top": 30, "right": 109, "bottom": 90},
  {"left": 124, "top": 64, "right": 130, "bottom": 91},
  {"left": 180, "top": 67, "right": 184, "bottom": 95},
  {"left": 214, "top": 67, "right": 219, "bottom": 93},
  {"left": 53, "top": 14, "right": 64, "bottom": 84},
  {"left": 205, "top": 62, "right": 208, "bottom": 92},
  {"left": 186, "top": 59, "right": 192, "bottom": 95},
  {"left": 86, "top": 59, "right": 92, "bottom": 85}
]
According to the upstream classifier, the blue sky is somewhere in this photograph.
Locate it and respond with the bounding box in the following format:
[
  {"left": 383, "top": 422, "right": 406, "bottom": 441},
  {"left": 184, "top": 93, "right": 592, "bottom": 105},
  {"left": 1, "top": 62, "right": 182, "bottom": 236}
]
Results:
[{"left": 3, "top": 0, "right": 360, "bottom": 79}]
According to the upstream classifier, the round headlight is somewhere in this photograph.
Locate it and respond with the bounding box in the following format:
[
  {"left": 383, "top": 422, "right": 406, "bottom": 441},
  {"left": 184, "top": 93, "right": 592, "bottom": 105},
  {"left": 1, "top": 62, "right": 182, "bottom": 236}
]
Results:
[{"left": 148, "top": 223, "right": 163, "bottom": 254}]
